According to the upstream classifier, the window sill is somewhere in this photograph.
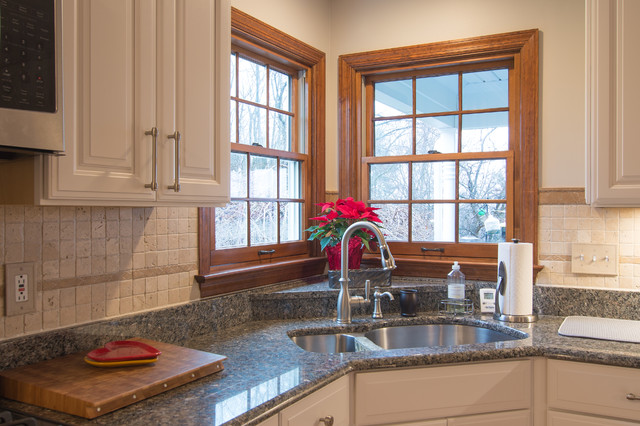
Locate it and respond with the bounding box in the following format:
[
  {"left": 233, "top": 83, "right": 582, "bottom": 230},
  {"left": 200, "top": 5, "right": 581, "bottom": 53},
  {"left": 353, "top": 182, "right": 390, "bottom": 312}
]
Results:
[
  {"left": 196, "top": 257, "right": 327, "bottom": 297},
  {"left": 361, "top": 256, "right": 543, "bottom": 282}
]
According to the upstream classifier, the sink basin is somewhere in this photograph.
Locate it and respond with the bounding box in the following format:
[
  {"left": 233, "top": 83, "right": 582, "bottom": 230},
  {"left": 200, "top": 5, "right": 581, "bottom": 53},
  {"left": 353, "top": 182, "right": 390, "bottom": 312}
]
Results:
[
  {"left": 365, "top": 324, "right": 520, "bottom": 350},
  {"left": 291, "top": 333, "right": 358, "bottom": 353}
]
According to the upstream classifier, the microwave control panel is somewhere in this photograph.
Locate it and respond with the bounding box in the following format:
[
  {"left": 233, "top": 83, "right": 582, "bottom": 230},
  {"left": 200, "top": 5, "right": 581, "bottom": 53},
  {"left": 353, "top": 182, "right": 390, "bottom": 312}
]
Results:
[{"left": 0, "top": 0, "right": 56, "bottom": 113}]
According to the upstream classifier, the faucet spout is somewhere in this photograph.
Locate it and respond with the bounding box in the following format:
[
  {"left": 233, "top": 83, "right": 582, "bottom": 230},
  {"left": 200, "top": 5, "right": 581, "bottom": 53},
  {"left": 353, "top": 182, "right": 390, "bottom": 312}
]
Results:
[{"left": 336, "top": 222, "right": 396, "bottom": 324}]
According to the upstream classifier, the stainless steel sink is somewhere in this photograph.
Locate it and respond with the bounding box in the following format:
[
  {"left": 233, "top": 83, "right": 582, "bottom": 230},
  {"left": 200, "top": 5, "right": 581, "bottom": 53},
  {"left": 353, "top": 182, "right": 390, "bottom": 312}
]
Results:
[
  {"left": 291, "top": 333, "right": 358, "bottom": 353},
  {"left": 365, "top": 324, "right": 520, "bottom": 350}
]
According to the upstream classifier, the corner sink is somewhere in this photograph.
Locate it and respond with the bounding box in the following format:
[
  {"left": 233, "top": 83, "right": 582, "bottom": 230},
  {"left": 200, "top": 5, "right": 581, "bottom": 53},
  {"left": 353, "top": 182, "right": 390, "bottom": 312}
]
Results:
[
  {"left": 291, "top": 333, "right": 358, "bottom": 353},
  {"left": 365, "top": 324, "right": 520, "bottom": 350}
]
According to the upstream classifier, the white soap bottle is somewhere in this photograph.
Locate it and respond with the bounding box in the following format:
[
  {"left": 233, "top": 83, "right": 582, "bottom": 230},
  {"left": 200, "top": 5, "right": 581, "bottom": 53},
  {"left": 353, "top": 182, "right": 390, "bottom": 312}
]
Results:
[{"left": 447, "top": 261, "right": 466, "bottom": 313}]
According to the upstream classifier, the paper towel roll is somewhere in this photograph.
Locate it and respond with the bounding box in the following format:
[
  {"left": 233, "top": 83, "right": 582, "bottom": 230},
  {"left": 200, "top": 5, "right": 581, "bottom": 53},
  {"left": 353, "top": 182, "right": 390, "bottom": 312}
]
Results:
[{"left": 497, "top": 241, "right": 533, "bottom": 316}]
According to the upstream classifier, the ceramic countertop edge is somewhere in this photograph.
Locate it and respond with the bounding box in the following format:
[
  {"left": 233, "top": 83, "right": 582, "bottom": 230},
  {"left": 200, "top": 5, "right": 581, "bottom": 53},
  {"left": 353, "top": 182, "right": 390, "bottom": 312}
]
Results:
[{"left": 4, "top": 314, "right": 640, "bottom": 425}]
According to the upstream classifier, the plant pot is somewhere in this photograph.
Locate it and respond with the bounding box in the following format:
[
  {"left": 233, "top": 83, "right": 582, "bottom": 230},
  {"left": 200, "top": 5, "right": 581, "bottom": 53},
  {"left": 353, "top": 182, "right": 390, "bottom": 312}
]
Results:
[{"left": 325, "top": 239, "right": 364, "bottom": 270}]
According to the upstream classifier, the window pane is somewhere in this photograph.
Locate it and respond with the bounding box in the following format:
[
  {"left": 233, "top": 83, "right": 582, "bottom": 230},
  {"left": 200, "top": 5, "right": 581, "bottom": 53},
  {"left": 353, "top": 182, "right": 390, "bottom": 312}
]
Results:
[
  {"left": 230, "top": 100, "right": 237, "bottom": 143},
  {"left": 412, "top": 203, "right": 455, "bottom": 242},
  {"left": 238, "top": 103, "right": 267, "bottom": 147},
  {"left": 238, "top": 56, "right": 266, "bottom": 104},
  {"left": 230, "top": 53, "right": 236, "bottom": 97},
  {"left": 269, "top": 111, "right": 291, "bottom": 151},
  {"left": 370, "top": 163, "right": 408, "bottom": 200},
  {"left": 459, "top": 203, "right": 506, "bottom": 243},
  {"left": 280, "top": 202, "right": 302, "bottom": 242},
  {"left": 416, "top": 115, "right": 458, "bottom": 155},
  {"left": 371, "top": 203, "right": 408, "bottom": 241},
  {"left": 250, "top": 155, "right": 277, "bottom": 198},
  {"left": 459, "top": 159, "right": 506, "bottom": 200},
  {"left": 270, "top": 69, "right": 291, "bottom": 112},
  {"left": 374, "top": 119, "right": 412, "bottom": 156},
  {"left": 416, "top": 74, "right": 458, "bottom": 114},
  {"left": 374, "top": 79, "right": 412, "bottom": 117},
  {"left": 215, "top": 201, "right": 247, "bottom": 249},
  {"left": 280, "top": 159, "right": 300, "bottom": 199},
  {"left": 230, "top": 152, "right": 247, "bottom": 198},
  {"left": 462, "top": 69, "right": 508, "bottom": 110},
  {"left": 461, "top": 112, "right": 508, "bottom": 152},
  {"left": 250, "top": 201, "right": 277, "bottom": 245},
  {"left": 412, "top": 162, "right": 455, "bottom": 200}
]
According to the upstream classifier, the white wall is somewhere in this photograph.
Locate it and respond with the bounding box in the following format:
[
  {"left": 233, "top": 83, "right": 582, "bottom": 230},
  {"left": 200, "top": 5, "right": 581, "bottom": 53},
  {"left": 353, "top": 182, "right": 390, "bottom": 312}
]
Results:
[{"left": 231, "top": 0, "right": 586, "bottom": 191}]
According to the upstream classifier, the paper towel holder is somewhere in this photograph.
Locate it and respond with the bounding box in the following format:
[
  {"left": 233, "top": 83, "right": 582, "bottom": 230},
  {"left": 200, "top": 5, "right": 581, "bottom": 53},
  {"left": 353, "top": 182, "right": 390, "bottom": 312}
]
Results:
[{"left": 493, "top": 259, "right": 538, "bottom": 323}]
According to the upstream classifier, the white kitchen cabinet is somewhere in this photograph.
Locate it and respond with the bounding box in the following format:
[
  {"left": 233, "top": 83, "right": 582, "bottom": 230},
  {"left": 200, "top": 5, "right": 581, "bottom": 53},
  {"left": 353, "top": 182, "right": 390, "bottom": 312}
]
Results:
[
  {"left": 279, "top": 375, "right": 350, "bottom": 426},
  {"left": 256, "top": 416, "right": 279, "bottom": 426},
  {"left": 548, "top": 411, "right": 639, "bottom": 426},
  {"left": 586, "top": 0, "right": 640, "bottom": 206},
  {"left": 354, "top": 360, "right": 532, "bottom": 425},
  {"left": 41, "top": 0, "right": 229, "bottom": 206},
  {"left": 547, "top": 359, "right": 640, "bottom": 424},
  {"left": 448, "top": 409, "right": 531, "bottom": 426}
]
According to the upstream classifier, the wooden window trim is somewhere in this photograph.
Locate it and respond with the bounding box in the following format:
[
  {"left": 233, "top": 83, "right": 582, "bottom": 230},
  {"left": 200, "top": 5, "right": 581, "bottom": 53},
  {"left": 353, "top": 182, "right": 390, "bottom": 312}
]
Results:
[
  {"left": 197, "top": 8, "right": 326, "bottom": 297},
  {"left": 339, "top": 30, "right": 540, "bottom": 280}
]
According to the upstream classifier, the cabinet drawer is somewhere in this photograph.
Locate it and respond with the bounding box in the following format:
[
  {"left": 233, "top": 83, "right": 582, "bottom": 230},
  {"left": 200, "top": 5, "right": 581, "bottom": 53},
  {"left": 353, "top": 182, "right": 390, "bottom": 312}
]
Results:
[
  {"left": 548, "top": 410, "right": 639, "bottom": 426},
  {"left": 449, "top": 409, "right": 531, "bottom": 426},
  {"left": 280, "top": 375, "right": 349, "bottom": 426},
  {"left": 548, "top": 360, "right": 640, "bottom": 422},
  {"left": 355, "top": 360, "right": 531, "bottom": 425}
]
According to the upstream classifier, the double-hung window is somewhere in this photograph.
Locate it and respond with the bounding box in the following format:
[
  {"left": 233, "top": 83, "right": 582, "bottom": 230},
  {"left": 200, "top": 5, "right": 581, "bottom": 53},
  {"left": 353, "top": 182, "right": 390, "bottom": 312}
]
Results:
[
  {"left": 197, "top": 9, "right": 326, "bottom": 296},
  {"left": 339, "top": 30, "right": 539, "bottom": 280},
  {"left": 214, "top": 50, "right": 306, "bottom": 262}
]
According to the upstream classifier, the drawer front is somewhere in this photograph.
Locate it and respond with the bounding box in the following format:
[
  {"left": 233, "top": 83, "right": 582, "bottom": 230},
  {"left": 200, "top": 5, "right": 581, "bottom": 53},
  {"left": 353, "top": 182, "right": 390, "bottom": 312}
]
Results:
[
  {"left": 548, "top": 360, "right": 640, "bottom": 421},
  {"left": 280, "top": 375, "right": 350, "bottom": 426},
  {"left": 355, "top": 360, "right": 532, "bottom": 425},
  {"left": 449, "top": 409, "right": 531, "bottom": 426},
  {"left": 548, "top": 410, "right": 640, "bottom": 426}
]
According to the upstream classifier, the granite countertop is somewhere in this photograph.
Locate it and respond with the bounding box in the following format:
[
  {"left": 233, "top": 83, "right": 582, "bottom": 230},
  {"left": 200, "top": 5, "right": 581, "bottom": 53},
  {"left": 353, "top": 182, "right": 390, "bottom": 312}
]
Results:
[{"left": 2, "top": 280, "right": 640, "bottom": 425}]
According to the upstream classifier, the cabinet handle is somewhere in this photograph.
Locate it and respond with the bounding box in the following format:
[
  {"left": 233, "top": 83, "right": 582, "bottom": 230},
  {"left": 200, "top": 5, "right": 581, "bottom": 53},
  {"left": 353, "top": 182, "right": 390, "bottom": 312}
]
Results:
[
  {"left": 167, "top": 131, "right": 181, "bottom": 192},
  {"left": 627, "top": 393, "right": 640, "bottom": 401},
  {"left": 144, "top": 127, "right": 159, "bottom": 191},
  {"left": 318, "top": 416, "right": 334, "bottom": 426}
]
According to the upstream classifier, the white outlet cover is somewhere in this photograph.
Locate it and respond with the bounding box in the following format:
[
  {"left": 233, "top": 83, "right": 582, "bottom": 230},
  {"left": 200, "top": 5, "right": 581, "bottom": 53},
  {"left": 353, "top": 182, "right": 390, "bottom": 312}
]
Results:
[{"left": 5, "top": 262, "right": 36, "bottom": 316}]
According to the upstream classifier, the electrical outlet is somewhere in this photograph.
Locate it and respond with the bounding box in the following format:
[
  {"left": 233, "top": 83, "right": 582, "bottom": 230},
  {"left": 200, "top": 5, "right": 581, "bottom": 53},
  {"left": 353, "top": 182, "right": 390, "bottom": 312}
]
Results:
[
  {"left": 571, "top": 243, "right": 618, "bottom": 276},
  {"left": 5, "top": 262, "right": 36, "bottom": 316}
]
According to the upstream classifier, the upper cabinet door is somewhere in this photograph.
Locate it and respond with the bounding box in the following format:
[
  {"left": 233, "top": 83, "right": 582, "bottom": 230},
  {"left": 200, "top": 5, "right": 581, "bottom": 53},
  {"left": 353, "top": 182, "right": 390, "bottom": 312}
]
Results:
[
  {"left": 42, "top": 0, "right": 230, "bottom": 206},
  {"left": 44, "top": 0, "right": 156, "bottom": 204},
  {"left": 586, "top": 0, "right": 640, "bottom": 206},
  {"left": 156, "top": 0, "right": 230, "bottom": 204}
]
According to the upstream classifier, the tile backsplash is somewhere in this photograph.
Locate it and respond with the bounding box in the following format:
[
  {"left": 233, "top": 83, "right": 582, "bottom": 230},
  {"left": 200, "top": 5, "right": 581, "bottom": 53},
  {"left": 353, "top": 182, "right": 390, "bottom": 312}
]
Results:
[
  {"left": 536, "top": 189, "right": 640, "bottom": 289},
  {"left": 0, "top": 206, "right": 200, "bottom": 340},
  {"left": 1, "top": 189, "right": 639, "bottom": 341}
]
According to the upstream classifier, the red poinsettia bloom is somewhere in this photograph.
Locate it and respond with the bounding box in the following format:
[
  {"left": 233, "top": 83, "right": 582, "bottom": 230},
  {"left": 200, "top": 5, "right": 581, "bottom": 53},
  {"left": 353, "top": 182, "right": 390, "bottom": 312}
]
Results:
[{"left": 305, "top": 197, "right": 385, "bottom": 252}]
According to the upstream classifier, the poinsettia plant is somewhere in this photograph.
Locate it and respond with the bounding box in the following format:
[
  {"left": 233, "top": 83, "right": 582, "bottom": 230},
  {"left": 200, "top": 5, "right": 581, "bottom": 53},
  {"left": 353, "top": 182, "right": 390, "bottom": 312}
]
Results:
[{"left": 305, "top": 197, "right": 383, "bottom": 252}]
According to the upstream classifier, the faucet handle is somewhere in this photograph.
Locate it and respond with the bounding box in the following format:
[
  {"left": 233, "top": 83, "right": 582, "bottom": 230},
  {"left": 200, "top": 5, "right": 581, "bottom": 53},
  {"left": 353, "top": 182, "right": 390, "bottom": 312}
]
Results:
[{"left": 365, "top": 280, "right": 371, "bottom": 302}]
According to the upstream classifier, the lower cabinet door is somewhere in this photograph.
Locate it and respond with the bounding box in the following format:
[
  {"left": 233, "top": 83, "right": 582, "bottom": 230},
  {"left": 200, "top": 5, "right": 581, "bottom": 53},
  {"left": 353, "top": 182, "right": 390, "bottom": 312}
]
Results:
[
  {"left": 280, "top": 375, "right": 350, "bottom": 426},
  {"left": 256, "top": 415, "right": 279, "bottom": 426},
  {"left": 355, "top": 360, "right": 531, "bottom": 425},
  {"left": 448, "top": 409, "right": 531, "bottom": 426},
  {"left": 548, "top": 410, "right": 640, "bottom": 426}
]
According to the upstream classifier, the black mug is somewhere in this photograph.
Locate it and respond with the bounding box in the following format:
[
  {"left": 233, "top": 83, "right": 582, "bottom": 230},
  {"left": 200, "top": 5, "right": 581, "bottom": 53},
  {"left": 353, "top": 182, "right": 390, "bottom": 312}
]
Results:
[{"left": 399, "top": 289, "right": 418, "bottom": 317}]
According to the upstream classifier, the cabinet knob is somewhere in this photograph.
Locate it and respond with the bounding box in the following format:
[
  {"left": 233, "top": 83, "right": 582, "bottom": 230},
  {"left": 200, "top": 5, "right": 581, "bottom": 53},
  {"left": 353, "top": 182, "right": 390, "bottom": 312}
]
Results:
[
  {"left": 627, "top": 393, "right": 640, "bottom": 401},
  {"left": 319, "top": 415, "right": 334, "bottom": 426}
]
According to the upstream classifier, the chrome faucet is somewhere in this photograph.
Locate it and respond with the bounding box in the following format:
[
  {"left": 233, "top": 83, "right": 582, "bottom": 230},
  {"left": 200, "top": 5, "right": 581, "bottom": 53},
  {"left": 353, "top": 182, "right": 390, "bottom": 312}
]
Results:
[
  {"left": 336, "top": 222, "right": 396, "bottom": 324},
  {"left": 372, "top": 287, "right": 394, "bottom": 319}
]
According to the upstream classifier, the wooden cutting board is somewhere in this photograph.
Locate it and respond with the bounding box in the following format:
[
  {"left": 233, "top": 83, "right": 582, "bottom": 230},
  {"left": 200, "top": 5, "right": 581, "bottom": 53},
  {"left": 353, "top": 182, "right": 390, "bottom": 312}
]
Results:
[{"left": 0, "top": 338, "right": 226, "bottom": 419}]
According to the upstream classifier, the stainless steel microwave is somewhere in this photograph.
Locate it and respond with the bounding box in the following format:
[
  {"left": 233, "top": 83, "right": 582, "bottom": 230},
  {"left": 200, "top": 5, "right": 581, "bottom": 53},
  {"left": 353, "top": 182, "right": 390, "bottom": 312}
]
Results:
[{"left": 0, "top": 0, "right": 63, "bottom": 155}]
